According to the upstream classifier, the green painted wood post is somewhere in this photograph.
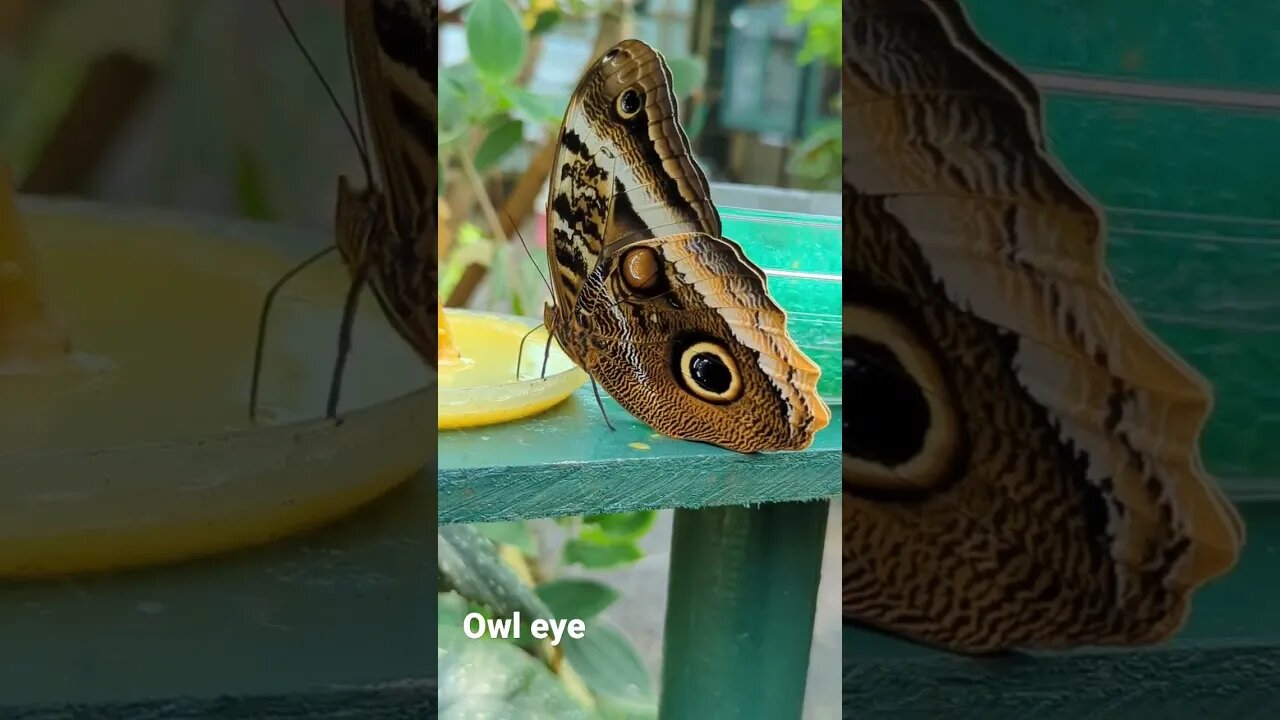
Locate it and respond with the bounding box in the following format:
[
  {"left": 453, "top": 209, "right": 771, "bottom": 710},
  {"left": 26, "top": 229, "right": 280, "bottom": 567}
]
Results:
[{"left": 658, "top": 499, "right": 829, "bottom": 719}]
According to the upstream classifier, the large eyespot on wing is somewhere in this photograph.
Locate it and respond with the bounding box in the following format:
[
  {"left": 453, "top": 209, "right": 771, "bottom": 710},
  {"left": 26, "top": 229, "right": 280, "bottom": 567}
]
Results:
[
  {"left": 673, "top": 337, "right": 743, "bottom": 404},
  {"left": 616, "top": 246, "right": 667, "bottom": 298},
  {"left": 843, "top": 303, "right": 961, "bottom": 495},
  {"left": 615, "top": 86, "right": 645, "bottom": 120},
  {"left": 571, "top": 40, "right": 720, "bottom": 244},
  {"left": 545, "top": 39, "right": 722, "bottom": 319},
  {"left": 572, "top": 233, "right": 830, "bottom": 453}
]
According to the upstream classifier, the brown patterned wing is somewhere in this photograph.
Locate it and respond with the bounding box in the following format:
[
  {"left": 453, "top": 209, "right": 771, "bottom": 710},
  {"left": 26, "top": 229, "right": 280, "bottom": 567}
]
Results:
[
  {"left": 554, "top": 233, "right": 829, "bottom": 453},
  {"left": 842, "top": 0, "right": 1243, "bottom": 652},
  {"left": 545, "top": 39, "right": 720, "bottom": 312},
  {"left": 340, "top": 0, "right": 437, "bottom": 366}
]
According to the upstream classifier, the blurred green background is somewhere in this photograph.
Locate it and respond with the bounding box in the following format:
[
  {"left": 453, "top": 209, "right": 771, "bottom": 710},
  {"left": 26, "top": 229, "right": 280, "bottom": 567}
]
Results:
[
  {"left": 1, "top": 1, "right": 842, "bottom": 718},
  {"left": 435, "top": 1, "right": 841, "bottom": 718}
]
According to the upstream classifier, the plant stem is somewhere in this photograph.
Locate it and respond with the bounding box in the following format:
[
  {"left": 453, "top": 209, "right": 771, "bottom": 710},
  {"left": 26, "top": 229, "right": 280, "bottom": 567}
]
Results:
[
  {"left": 445, "top": 3, "right": 634, "bottom": 307},
  {"left": 21, "top": 53, "right": 156, "bottom": 195},
  {"left": 454, "top": 146, "right": 507, "bottom": 248}
]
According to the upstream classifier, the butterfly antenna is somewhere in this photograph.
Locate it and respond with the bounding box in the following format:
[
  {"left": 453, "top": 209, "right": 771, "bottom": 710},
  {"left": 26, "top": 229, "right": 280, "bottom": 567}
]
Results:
[
  {"left": 342, "top": 8, "right": 371, "bottom": 182},
  {"left": 249, "top": 245, "right": 339, "bottom": 421},
  {"left": 506, "top": 211, "right": 554, "bottom": 298},
  {"left": 505, "top": 211, "right": 558, "bottom": 380},
  {"left": 271, "top": 0, "right": 372, "bottom": 184}
]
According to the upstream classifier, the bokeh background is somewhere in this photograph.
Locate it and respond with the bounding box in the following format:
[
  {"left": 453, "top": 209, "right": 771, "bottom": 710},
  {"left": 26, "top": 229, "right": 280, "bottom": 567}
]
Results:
[
  {"left": 437, "top": 0, "right": 840, "bottom": 717},
  {"left": 2, "top": 0, "right": 840, "bottom": 717},
  {"left": 436, "top": 0, "right": 840, "bottom": 718},
  {"left": 1, "top": 0, "right": 436, "bottom": 712}
]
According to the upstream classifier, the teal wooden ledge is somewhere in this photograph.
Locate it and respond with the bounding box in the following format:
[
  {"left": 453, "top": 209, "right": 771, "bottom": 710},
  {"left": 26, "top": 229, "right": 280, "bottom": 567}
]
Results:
[
  {"left": 439, "top": 389, "right": 841, "bottom": 719},
  {"left": 0, "top": 477, "right": 435, "bottom": 719},
  {"left": 438, "top": 387, "right": 841, "bottom": 523},
  {"left": 842, "top": 500, "right": 1280, "bottom": 719},
  {"left": 0, "top": 682, "right": 436, "bottom": 720}
]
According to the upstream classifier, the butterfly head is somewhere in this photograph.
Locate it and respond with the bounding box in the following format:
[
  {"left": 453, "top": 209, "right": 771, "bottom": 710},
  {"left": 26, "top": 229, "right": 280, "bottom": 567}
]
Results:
[{"left": 334, "top": 175, "right": 382, "bottom": 268}]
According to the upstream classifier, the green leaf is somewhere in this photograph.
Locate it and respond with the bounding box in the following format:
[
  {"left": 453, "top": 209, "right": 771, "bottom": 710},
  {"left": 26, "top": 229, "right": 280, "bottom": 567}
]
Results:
[
  {"left": 438, "top": 84, "right": 464, "bottom": 135},
  {"left": 664, "top": 56, "right": 707, "bottom": 101},
  {"left": 440, "top": 62, "right": 500, "bottom": 139},
  {"left": 438, "top": 590, "right": 470, "bottom": 629},
  {"left": 466, "top": 0, "right": 527, "bottom": 81},
  {"left": 563, "top": 534, "right": 643, "bottom": 569},
  {"left": 786, "top": 118, "right": 841, "bottom": 189},
  {"left": 536, "top": 579, "right": 620, "bottom": 621},
  {"left": 474, "top": 520, "right": 538, "bottom": 555},
  {"left": 504, "top": 87, "right": 565, "bottom": 125},
  {"left": 530, "top": 8, "right": 562, "bottom": 35},
  {"left": 584, "top": 511, "right": 657, "bottom": 541},
  {"left": 474, "top": 118, "right": 525, "bottom": 173},
  {"left": 596, "top": 694, "right": 659, "bottom": 720},
  {"left": 563, "top": 622, "right": 654, "bottom": 702},
  {"left": 438, "top": 524, "right": 553, "bottom": 620},
  {"left": 683, "top": 102, "right": 708, "bottom": 142},
  {"left": 439, "top": 621, "right": 591, "bottom": 718},
  {"left": 786, "top": 0, "right": 842, "bottom": 67},
  {"left": 437, "top": 124, "right": 470, "bottom": 148}
]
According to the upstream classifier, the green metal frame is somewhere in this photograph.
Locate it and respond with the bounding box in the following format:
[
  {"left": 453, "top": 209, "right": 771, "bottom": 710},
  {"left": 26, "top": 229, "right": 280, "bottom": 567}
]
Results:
[{"left": 661, "top": 502, "right": 829, "bottom": 719}]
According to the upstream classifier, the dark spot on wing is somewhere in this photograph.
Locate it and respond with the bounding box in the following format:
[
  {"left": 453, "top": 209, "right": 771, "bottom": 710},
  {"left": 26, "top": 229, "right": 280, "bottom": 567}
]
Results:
[{"left": 371, "top": 0, "right": 435, "bottom": 88}]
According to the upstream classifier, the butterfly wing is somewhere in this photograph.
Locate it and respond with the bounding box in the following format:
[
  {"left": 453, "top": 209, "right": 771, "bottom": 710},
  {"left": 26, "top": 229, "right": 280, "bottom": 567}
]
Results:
[
  {"left": 341, "top": 0, "right": 438, "bottom": 365},
  {"left": 543, "top": 40, "right": 829, "bottom": 452},
  {"left": 567, "top": 232, "right": 829, "bottom": 452},
  {"left": 842, "top": 0, "right": 1243, "bottom": 652},
  {"left": 545, "top": 39, "right": 721, "bottom": 312}
]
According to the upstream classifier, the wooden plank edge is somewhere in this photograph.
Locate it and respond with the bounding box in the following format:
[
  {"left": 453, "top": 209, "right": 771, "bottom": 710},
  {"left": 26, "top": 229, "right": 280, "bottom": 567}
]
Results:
[
  {"left": 843, "top": 641, "right": 1280, "bottom": 719},
  {"left": 438, "top": 450, "right": 840, "bottom": 523},
  {"left": 0, "top": 679, "right": 436, "bottom": 720}
]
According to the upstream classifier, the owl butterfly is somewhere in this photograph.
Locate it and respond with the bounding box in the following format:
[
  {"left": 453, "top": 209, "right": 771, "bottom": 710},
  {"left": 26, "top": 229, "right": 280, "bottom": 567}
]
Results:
[
  {"left": 841, "top": 0, "right": 1244, "bottom": 653},
  {"left": 252, "top": 0, "right": 437, "bottom": 421},
  {"left": 543, "top": 40, "right": 830, "bottom": 453}
]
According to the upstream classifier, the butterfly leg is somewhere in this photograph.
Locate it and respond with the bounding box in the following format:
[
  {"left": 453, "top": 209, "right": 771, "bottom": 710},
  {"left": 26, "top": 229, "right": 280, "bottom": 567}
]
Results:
[
  {"left": 248, "top": 245, "right": 338, "bottom": 422},
  {"left": 540, "top": 331, "right": 553, "bottom": 380},
  {"left": 515, "top": 323, "right": 546, "bottom": 381},
  {"left": 325, "top": 266, "right": 368, "bottom": 424},
  {"left": 590, "top": 378, "right": 616, "bottom": 431}
]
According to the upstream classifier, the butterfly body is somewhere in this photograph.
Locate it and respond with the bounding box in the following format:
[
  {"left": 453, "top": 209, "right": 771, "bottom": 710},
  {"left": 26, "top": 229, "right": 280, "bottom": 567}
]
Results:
[
  {"left": 841, "top": 0, "right": 1243, "bottom": 653},
  {"left": 544, "top": 40, "right": 830, "bottom": 453},
  {"left": 335, "top": 174, "right": 435, "bottom": 367},
  {"left": 339, "top": 0, "right": 438, "bottom": 368},
  {"left": 253, "top": 0, "right": 438, "bottom": 421}
]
